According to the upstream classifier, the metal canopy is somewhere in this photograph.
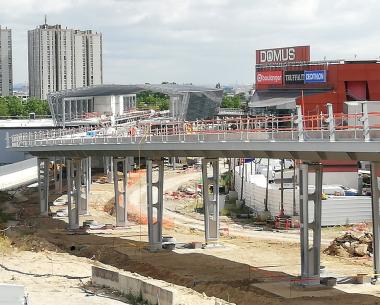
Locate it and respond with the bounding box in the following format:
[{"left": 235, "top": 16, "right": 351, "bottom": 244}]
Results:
[{"left": 249, "top": 97, "right": 296, "bottom": 109}]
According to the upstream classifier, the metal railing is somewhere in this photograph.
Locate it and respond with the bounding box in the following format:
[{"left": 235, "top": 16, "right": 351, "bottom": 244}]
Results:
[{"left": 7, "top": 105, "right": 380, "bottom": 149}]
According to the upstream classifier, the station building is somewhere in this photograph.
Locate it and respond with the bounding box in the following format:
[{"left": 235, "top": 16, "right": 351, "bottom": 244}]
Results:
[
  {"left": 250, "top": 45, "right": 380, "bottom": 116},
  {"left": 48, "top": 84, "right": 223, "bottom": 126}
]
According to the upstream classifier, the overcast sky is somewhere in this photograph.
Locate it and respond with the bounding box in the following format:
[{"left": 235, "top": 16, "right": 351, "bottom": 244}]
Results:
[{"left": 2, "top": 0, "right": 380, "bottom": 86}]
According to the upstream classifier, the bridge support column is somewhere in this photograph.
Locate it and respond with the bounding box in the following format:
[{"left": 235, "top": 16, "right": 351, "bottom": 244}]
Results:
[
  {"left": 38, "top": 158, "right": 50, "bottom": 216},
  {"left": 79, "top": 158, "right": 89, "bottom": 215},
  {"left": 53, "top": 157, "right": 58, "bottom": 193},
  {"left": 371, "top": 162, "right": 380, "bottom": 281},
  {"left": 146, "top": 159, "right": 164, "bottom": 251},
  {"left": 54, "top": 158, "right": 64, "bottom": 194},
  {"left": 299, "top": 163, "right": 323, "bottom": 286},
  {"left": 67, "top": 158, "right": 81, "bottom": 229},
  {"left": 104, "top": 156, "right": 113, "bottom": 183},
  {"left": 202, "top": 158, "right": 220, "bottom": 243},
  {"left": 113, "top": 157, "right": 128, "bottom": 227},
  {"left": 87, "top": 156, "right": 92, "bottom": 192}
]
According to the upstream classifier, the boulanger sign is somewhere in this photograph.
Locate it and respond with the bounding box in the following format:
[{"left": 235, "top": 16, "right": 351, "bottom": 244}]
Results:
[
  {"left": 256, "top": 71, "right": 283, "bottom": 85},
  {"left": 304, "top": 70, "right": 327, "bottom": 83},
  {"left": 256, "top": 46, "right": 310, "bottom": 64},
  {"left": 284, "top": 71, "right": 304, "bottom": 85}
]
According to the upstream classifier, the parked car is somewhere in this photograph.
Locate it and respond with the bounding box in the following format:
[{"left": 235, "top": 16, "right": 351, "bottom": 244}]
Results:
[{"left": 308, "top": 184, "right": 358, "bottom": 196}]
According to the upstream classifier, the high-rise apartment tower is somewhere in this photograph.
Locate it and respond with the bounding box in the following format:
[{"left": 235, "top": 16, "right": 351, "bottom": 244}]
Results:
[
  {"left": 0, "top": 26, "right": 13, "bottom": 96},
  {"left": 28, "top": 23, "right": 102, "bottom": 99}
]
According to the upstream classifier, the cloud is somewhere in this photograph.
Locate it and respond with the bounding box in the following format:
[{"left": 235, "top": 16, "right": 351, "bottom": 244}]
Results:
[{"left": 2, "top": 0, "right": 380, "bottom": 86}]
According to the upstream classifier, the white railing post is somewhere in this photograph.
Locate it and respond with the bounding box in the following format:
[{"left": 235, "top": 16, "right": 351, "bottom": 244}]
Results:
[
  {"left": 361, "top": 101, "right": 370, "bottom": 142},
  {"left": 326, "top": 103, "right": 335, "bottom": 142},
  {"left": 296, "top": 105, "right": 304, "bottom": 142}
]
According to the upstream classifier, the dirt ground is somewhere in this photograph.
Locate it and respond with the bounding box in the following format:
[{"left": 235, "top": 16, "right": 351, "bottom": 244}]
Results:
[{"left": 1, "top": 168, "right": 380, "bottom": 305}]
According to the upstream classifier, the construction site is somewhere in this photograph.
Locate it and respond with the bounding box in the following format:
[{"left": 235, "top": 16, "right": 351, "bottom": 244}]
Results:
[
  {"left": 1, "top": 79, "right": 380, "bottom": 305},
  {"left": 1, "top": 159, "right": 380, "bottom": 305}
]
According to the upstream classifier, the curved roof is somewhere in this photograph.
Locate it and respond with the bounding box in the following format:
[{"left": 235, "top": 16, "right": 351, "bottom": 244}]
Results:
[{"left": 48, "top": 84, "right": 221, "bottom": 99}]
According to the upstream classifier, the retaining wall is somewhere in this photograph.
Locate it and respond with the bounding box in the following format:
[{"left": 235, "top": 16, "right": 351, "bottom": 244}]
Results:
[{"left": 92, "top": 266, "right": 235, "bottom": 305}]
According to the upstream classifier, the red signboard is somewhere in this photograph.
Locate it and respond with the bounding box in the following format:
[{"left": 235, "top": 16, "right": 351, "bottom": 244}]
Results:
[
  {"left": 256, "top": 46, "right": 310, "bottom": 64},
  {"left": 256, "top": 70, "right": 283, "bottom": 85}
]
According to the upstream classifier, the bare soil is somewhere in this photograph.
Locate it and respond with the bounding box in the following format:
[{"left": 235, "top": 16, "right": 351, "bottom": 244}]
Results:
[{"left": 1, "top": 169, "right": 380, "bottom": 305}]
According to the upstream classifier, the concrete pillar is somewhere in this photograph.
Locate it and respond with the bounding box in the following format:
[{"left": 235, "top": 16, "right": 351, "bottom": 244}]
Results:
[
  {"left": 58, "top": 158, "right": 63, "bottom": 194},
  {"left": 87, "top": 156, "right": 92, "bottom": 192},
  {"left": 299, "top": 163, "right": 323, "bottom": 286},
  {"left": 146, "top": 159, "right": 164, "bottom": 251},
  {"left": 37, "top": 158, "right": 50, "bottom": 216},
  {"left": 62, "top": 100, "right": 66, "bottom": 127},
  {"left": 104, "top": 156, "right": 113, "bottom": 183},
  {"left": 68, "top": 100, "right": 72, "bottom": 122},
  {"left": 53, "top": 158, "right": 64, "bottom": 194},
  {"left": 202, "top": 158, "right": 220, "bottom": 243},
  {"left": 371, "top": 162, "right": 380, "bottom": 280},
  {"left": 79, "top": 158, "right": 89, "bottom": 215},
  {"left": 53, "top": 157, "right": 57, "bottom": 193},
  {"left": 67, "top": 158, "right": 80, "bottom": 230},
  {"left": 119, "top": 95, "right": 124, "bottom": 115},
  {"left": 113, "top": 157, "right": 128, "bottom": 227}
]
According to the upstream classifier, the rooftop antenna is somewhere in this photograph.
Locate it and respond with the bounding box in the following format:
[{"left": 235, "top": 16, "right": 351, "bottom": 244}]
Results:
[{"left": 44, "top": 14, "right": 47, "bottom": 25}]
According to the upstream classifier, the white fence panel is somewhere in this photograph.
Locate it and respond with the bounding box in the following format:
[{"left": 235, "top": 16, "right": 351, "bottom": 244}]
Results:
[{"left": 234, "top": 166, "right": 372, "bottom": 226}]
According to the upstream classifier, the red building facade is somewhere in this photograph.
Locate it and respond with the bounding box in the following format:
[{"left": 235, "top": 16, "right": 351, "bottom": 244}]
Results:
[{"left": 255, "top": 45, "right": 380, "bottom": 115}]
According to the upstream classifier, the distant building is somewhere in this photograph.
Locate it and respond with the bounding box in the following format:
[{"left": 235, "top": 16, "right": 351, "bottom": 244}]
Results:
[
  {"left": 47, "top": 84, "right": 223, "bottom": 126},
  {"left": 28, "top": 22, "right": 102, "bottom": 100},
  {"left": 0, "top": 26, "right": 13, "bottom": 96},
  {"left": 13, "top": 92, "right": 29, "bottom": 101}
]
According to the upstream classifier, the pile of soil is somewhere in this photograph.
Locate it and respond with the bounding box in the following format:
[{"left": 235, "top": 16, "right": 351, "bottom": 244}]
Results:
[
  {"left": 324, "top": 232, "right": 373, "bottom": 258},
  {"left": 164, "top": 180, "right": 200, "bottom": 200}
]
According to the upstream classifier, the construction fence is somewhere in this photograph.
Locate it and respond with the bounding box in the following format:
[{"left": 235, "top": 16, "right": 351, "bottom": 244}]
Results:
[{"left": 234, "top": 165, "right": 373, "bottom": 225}]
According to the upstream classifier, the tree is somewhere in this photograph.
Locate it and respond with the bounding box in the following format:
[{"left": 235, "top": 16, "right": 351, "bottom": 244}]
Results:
[
  {"left": 6, "top": 96, "right": 25, "bottom": 116},
  {"left": 221, "top": 95, "right": 240, "bottom": 108},
  {"left": 25, "top": 98, "right": 50, "bottom": 115},
  {"left": 0, "top": 96, "right": 50, "bottom": 117},
  {"left": 220, "top": 93, "right": 248, "bottom": 109},
  {"left": 0, "top": 98, "right": 9, "bottom": 116},
  {"left": 137, "top": 91, "right": 170, "bottom": 111}
]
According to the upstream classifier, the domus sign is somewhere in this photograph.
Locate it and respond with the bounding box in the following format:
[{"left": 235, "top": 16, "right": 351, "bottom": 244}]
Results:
[{"left": 256, "top": 46, "right": 310, "bottom": 64}]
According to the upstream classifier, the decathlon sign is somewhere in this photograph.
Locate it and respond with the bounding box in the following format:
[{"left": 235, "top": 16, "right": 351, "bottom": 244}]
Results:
[
  {"left": 304, "top": 70, "right": 327, "bottom": 83},
  {"left": 256, "top": 46, "right": 310, "bottom": 64},
  {"left": 256, "top": 71, "right": 283, "bottom": 85}
]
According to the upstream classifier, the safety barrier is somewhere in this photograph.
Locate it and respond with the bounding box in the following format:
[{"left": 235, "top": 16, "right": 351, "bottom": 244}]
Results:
[{"left": 7, "top": 106, "right": 380, "bottom": 148}]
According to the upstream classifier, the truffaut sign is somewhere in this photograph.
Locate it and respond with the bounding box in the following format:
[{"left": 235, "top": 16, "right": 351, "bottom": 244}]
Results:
[
  {"left": 284, "top": 71, "right": 304, "bottom": 85},
  {"left": 256, "top": 46, "right": 310, "bottom": 64},
  {"left": 256, "top": 71, "right": 283, "bottom": 85}
]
